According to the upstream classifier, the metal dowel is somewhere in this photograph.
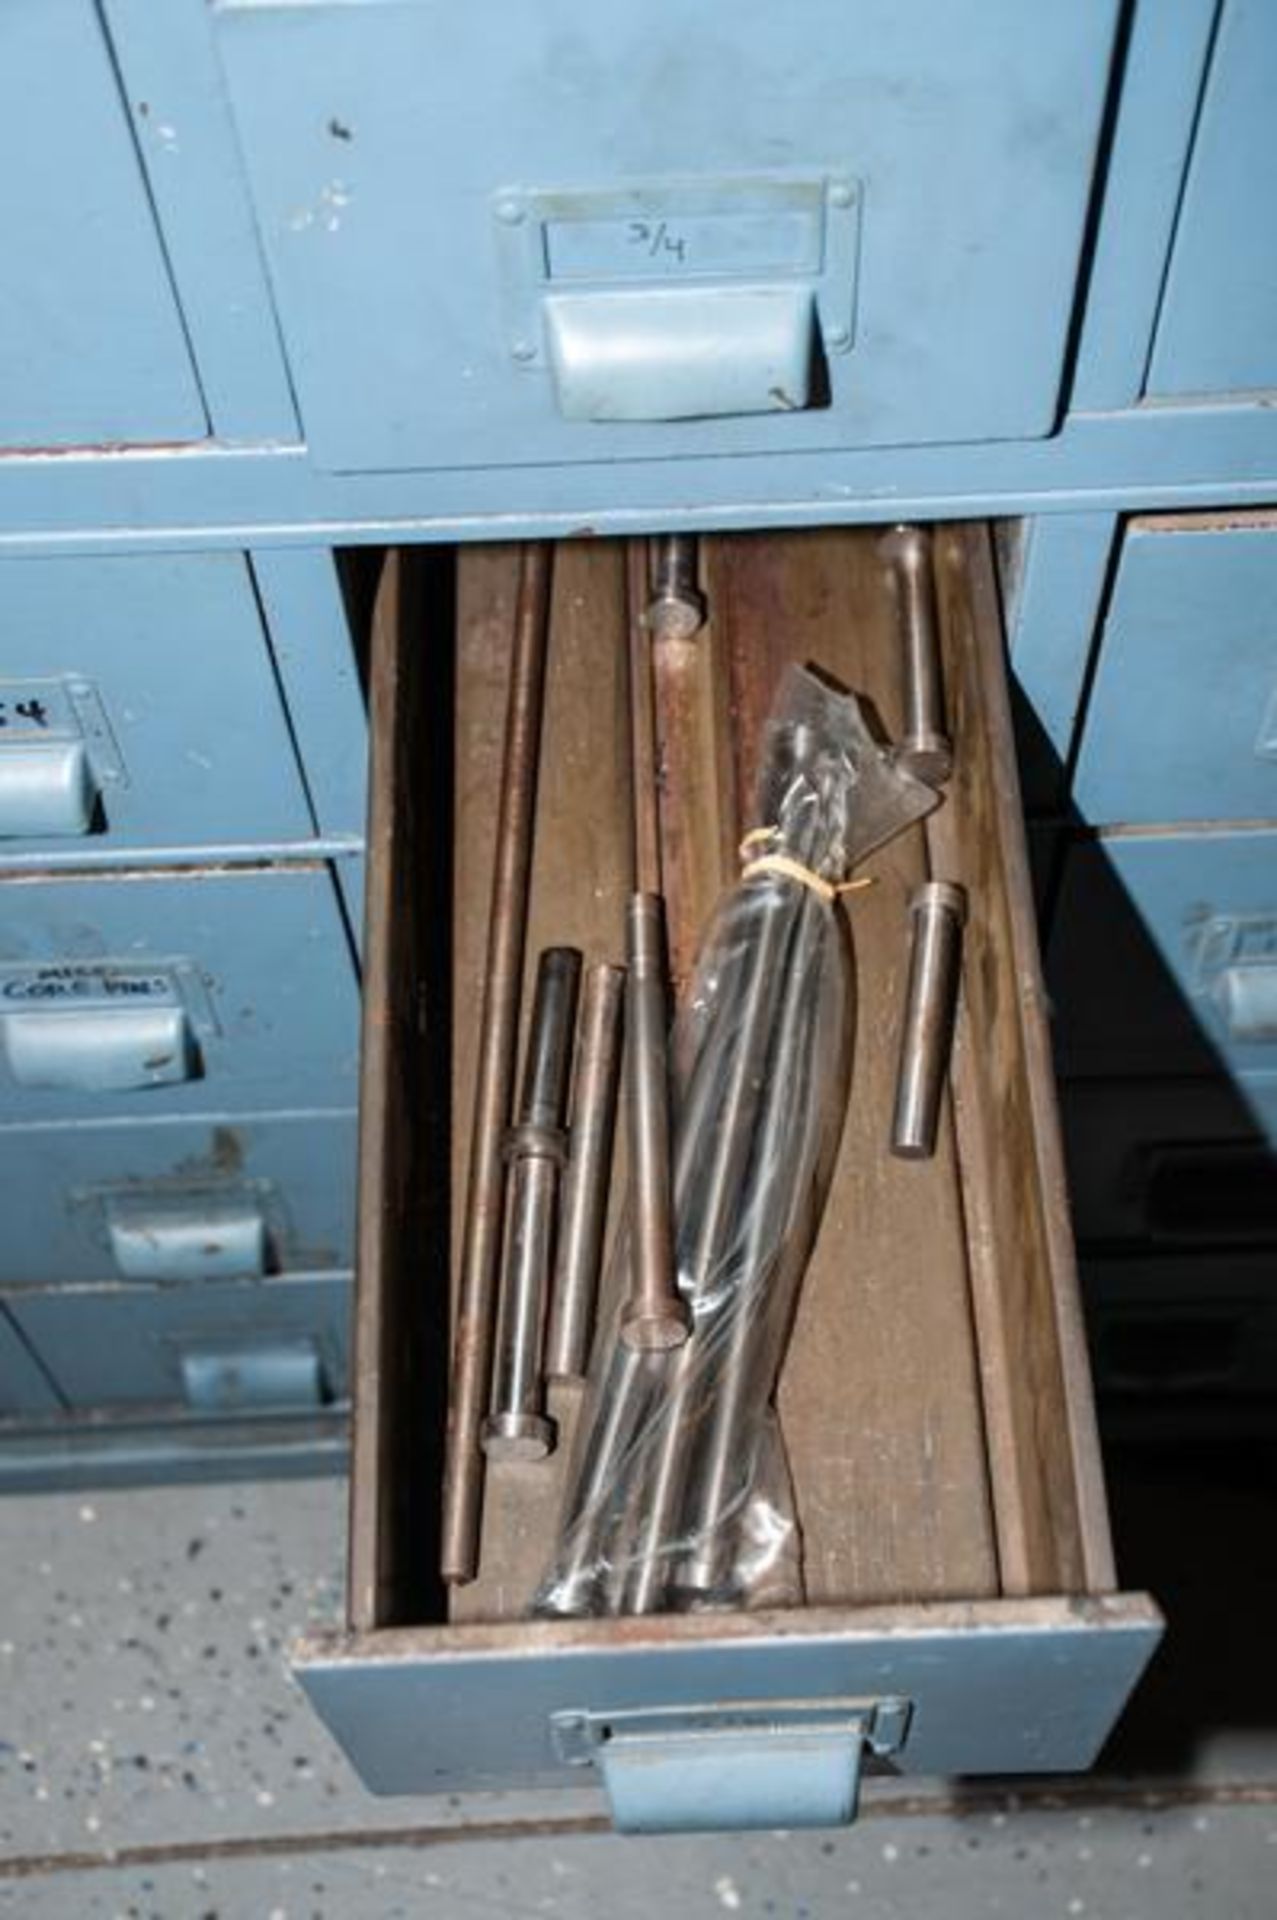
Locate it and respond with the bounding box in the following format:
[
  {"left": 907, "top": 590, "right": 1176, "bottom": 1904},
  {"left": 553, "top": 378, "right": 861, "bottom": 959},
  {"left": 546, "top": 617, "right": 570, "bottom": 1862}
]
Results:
[
  {"left": 620, "top": 894, "right": 688, "bottom": 1353},
  {"left": 878, "top": 524, "right": 953, "bottom": 787},
  {"left": 484, "top": 947, "right": 581, "bottom": 1459},
  {"left": 891, "top": 881, "right": 967, "bottom": 1161},
  {"left": 645, "top": 535, "right": 705, "bottom": 642},
  {"left": 546, "top": 961, "right": 626, "bottom": 1383},
  {"left": 441, "top": 544, "right": 552, "bottom": 1586}
]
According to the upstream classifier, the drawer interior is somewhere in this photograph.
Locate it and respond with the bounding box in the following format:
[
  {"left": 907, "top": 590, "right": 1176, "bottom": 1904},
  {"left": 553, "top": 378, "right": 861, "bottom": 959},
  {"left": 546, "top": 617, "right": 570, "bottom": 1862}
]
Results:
[{"left": 295, "top": 525, "right": 1159, "bottom": 1802}]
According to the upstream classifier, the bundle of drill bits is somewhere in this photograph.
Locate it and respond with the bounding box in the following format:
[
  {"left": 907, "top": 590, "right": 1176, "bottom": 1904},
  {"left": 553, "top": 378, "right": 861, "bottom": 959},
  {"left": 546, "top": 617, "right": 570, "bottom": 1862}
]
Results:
[{"left": 536, "top": 664, "right": 937, "bottom": 1617}]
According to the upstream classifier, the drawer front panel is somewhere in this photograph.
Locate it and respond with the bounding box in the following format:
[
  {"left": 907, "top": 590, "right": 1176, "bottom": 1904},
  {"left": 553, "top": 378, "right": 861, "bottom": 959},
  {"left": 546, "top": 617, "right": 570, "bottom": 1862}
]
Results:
[
  {"left": 1145, "top": 0, "right": 1277, "bottom": 401},
  {"left": 1074, "top": 516, "right": 1277, "bottom": 827},
  {"left": 1085, "top": 1254, "right": 1277, "bottom": 1420},
  {"left": 0, "top": 869, "right": 358, "bottom": 1121},
  {"left": 1050, "top": 831, "right": 1277, "bottom": 1080},
  {"left": 8, "top": 1275, "right": 350, "bottom": 1412},
  {"left": 0, "top": 554, "right": 315, "bottom": 858},
  {"left": 0, "top": 1310, "right": 60, "bottom": 1416},
  {"left": 214, "top": 0, "right": 1119, "bottom": 472},
  {"left": 0, "top": 0, "right": 206, "bottom": 448},
  {"left": 1062, "top": 1078, "right": 1277, "bottom": 1245},
  {"left": 0, "top": 1113, "right": 356, "bottom": 1289}
]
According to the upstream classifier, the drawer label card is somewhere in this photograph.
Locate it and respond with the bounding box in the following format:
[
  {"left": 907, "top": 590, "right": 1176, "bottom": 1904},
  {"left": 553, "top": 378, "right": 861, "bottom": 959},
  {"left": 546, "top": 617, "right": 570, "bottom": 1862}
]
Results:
[
  {"left": 0, "top": 678, "right": 126, "bottom": 785},
  {"left": 0, "top": 959, "right": 216, "bottom": 1032}
]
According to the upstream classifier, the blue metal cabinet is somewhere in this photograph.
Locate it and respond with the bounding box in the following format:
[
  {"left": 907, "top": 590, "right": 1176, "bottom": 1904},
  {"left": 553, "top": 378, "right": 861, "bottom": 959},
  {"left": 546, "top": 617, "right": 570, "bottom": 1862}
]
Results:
[
  {"left": 213, "top": 0, "right": 1119, "bottom": 472},
  {"left": 0, "top": 1311, "right": 60, "bottom": 1416},
  {"left": 0, "top": 868, "right": 358, "bottom": 1122},
  {"left": 7, "top": 1275, "right": 350, "bottom": 1413},
  {"left": 0, "top": 553, "right": 316, "bottom": 861},
  {"left": 0, "top": 0, "right": 206, "bottom": 449},
  {"left": 1145, "top": 0, "right": 1277, "bottom": 401},
  {"left": 0, "top": 1112, "right": 356, "bottom": 1289},
  {"left": 1049, "top": 830, "right": 1277, "bottom": 1098},
  {"left": 1074, "top": 514, "right": 1277, "bottom": 827}
]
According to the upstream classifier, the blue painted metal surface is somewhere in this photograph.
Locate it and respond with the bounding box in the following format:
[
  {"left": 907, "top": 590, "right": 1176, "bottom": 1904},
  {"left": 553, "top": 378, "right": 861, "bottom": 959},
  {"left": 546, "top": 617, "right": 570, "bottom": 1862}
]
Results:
[
  {"left": 0, "top": 869, "right": 359, "bottom": 1123},
  {"left": 0, "top": 0, "right": 206, "bottom": 449},
  {"left": 0, "top": 404, "right": 1276, "bottom": 553},
  {"left": 214, "top": 0, "right": 1119, "bottom": 472},
  {"left": 293, "top": 1595, "right": 1161, "bottom": 1798},
  {"left": 1076, "top": 517, "right": 1277, "bottom": 825},
  {"left": 1050, "top": 829, "right": 1277, "bottom": 1088},
  {"left": 7, "top": 1273, "right": 350, "bottom": 1410},
  {"left": 102, "top": 0, "right": 299, "bottom": 442},
  {"left": 0, "top": 1111, "right": 356, "bottom": 1289},
  {"left": 1005, "top": 511, "right": 1118, "bottom": 811},
  {"left": 249, "top": 550, "right": 369, "bottom": 845},
  {"left": 1068, "top": 0, "right": 1221, "bottom": 411},
  {"left": 1147, "top": 0, "right": 1277, "bottom": 399},
  {"left": 0, "top": 553, "right": 314, "bottom": 860},
  {"left": 0, "top": 1310, "right": 62, "bottom": 1416}
]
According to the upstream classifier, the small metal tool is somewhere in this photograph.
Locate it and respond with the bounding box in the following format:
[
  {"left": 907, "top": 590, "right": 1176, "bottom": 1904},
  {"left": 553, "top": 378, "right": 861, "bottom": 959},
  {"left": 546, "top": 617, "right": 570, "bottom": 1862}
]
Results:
[
  {"left": 483, "top": 946, "right": 581, "bottom": 1460},
  {"left": 645, "top": 535, "right": 705, "bottom": 642},
  {"left": 546, "top": 960, "right": 626, "bottom": 1382},
  {"left": 620, "top": 893, "right": 689, "bottom": 1352},
  {"left": 891, "top": 881, "right": 966, "bottom": 1161},
  {"left": 443, "top": 543, "right": 552, "bottom": 1582},
  {"left": 878, "top": 524, "right": 953, "bottom": 787}
]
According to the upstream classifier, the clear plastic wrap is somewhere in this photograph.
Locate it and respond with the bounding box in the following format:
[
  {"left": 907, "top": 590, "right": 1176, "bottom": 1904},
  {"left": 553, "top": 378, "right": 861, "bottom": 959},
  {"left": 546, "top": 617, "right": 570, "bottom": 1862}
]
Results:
[{"left": 535, "top": 666, "right": 937, "bottom": 1617}]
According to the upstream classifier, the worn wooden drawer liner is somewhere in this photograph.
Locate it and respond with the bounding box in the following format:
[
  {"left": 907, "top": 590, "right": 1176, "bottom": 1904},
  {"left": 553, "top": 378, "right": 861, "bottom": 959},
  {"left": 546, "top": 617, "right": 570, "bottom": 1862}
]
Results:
[{"left": 293, "top": 527, "right": 1161, "bottom": 1815}]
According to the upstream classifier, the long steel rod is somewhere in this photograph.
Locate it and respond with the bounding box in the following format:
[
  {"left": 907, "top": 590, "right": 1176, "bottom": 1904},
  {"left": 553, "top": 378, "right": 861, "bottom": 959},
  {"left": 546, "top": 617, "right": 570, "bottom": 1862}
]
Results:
[
  {"left": 546, "top": 961, "right": 626, "bottom": 1382},
  {"left": 646, "top": 535, "right": 705, "bottom": 642},
  {"left": 441, "top": 543, "right": 553, "bottom": 1586},
  {"left": 483, "top": 947, "right": 581, "bottom": 1458},
  {"left": 878, "top": 524, "right": 953, "bottom": 787},
  {"left": 620, "top": 893, "right": 688, "bottom": 1352},
  {"left": 625, "top": 541, "right": 663, "bottom": 897}
]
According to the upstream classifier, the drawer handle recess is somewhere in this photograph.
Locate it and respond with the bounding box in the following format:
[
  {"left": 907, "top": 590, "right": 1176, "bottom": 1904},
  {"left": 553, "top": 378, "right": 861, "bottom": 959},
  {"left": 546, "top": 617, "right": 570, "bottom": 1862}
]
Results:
[
  {"left": 0, "top": 741, "right": 100, "bottom": 838},
  {"left": 106, "top": 1189, "right": 268, "bottom": 1282},
  {"left": 177, "top": 1339, "right": 326, "bottom": 1413}
]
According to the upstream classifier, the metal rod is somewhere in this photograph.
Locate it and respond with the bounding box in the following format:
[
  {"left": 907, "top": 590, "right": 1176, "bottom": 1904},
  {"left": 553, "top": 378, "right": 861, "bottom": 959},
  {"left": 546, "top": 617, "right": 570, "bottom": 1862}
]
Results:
[
  {"left": 645, "top": 535, "right": 705, "bottom": 643},
  {"left": 878, "top": 524, "right": 953, "bottom": 787},
  {"left": 891, "top": 881, "right": 967, "bottom": 1161},
  {"left": 625, "top": 542, "right": 663, "bottom": 897},
  {"left": 441, "top": 543, "right": 553, "bottom": 1585},
  {"left": 546, "top": 961, "right": 626, "bottom": 1383},
  {"left": 484, "top": 947, "right": 581, "bottom": 1458},
  {"left": 620, "top": 893, "right": 688, "bottom": 1353}
]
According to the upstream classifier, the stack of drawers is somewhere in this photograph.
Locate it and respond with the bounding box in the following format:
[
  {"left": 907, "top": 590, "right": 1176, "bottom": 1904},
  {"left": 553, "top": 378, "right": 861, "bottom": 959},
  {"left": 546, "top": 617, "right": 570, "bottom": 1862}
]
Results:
[
  {"left": 1042, "top": 513, "right": 1277, "bottom": 1432},
  {"left": 0, "top": 550, "right": 363, "bottom": 1482}
]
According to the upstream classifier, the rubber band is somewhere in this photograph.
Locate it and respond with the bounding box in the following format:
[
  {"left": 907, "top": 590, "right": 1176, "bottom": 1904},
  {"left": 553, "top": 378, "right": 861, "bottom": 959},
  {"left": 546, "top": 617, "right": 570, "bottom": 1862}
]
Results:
[{"left": 738, "top": 831, "right": 876, "bottom": 905}]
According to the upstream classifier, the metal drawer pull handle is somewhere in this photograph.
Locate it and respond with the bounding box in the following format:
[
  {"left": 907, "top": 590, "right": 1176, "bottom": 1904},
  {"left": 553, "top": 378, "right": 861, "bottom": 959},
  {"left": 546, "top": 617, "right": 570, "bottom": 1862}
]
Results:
[
  {"left": 544, "top": 286, "right": 817, "bottom": 422},
  {"left": 1211, "top": 963, "right": 1277, "bottom": 1043},
  {"left": 0, "top": 741, "right": 100, "bottom": 837},
  {"left": 177, "top": 1339, "right": 326, "bottom": 1413},
  {"left": 551, "top": 1697, "right": 911, "bottom": 1833},
  {"left": 1, "top": 1004, "right": 198, "bottom": 1092},
  {"left": 106, "top": 1190, "right": 268, "bottom": 1283}
]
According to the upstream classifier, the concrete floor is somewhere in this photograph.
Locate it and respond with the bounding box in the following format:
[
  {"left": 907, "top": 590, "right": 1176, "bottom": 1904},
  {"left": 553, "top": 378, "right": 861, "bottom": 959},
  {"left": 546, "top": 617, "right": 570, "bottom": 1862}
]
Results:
[{"left": 0, "top": 1454, "right": 1273, "bottom": 1917}]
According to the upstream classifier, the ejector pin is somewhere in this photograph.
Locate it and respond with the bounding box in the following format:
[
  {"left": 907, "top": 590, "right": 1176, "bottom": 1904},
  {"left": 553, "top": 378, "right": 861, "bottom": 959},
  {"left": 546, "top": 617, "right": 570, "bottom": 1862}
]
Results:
[
  {"left": 891, "top": 882, "right": 966, "bottom": 1161},
  {"left": 878, "top": 524, "right": 953, "bottom": 788}
]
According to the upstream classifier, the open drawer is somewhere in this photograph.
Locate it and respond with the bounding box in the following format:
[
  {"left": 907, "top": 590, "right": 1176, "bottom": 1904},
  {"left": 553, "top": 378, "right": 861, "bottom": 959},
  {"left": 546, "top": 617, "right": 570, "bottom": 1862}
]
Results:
[{"left": 292, "top": 527, "right": 1161, "bottom": 1832}]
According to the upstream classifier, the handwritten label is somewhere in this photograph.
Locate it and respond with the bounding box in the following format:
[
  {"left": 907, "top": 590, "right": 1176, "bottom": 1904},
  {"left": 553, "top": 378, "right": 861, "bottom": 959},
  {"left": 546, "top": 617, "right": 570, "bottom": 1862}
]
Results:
[
  {"left": 544, "top": 208, "right": 819, "bottom": 283},
  {"left": 0, "top": 963, "right": 180, "bottom": 1007}
]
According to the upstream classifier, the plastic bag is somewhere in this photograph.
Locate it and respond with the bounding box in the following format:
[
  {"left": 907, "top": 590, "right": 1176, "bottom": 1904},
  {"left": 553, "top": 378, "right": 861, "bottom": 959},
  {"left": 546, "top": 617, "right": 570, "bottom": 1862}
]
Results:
[{"left": 535, "top": 665, "right": 936, "bottom": 1616}]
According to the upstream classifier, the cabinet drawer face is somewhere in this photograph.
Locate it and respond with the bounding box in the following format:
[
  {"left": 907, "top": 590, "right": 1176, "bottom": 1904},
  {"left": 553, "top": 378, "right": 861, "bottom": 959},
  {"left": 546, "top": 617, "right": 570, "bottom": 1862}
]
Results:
[
  {"left": 290, "top": 531, "right": 1157, "bottom": 1827},
  {"left": 0, "top": 869, "right": 358, "bottom": 1122},
  {"left": 0, "top": 1112, "right": 355, "bottom": 1289},
  {"left": 213, "top": 0, "right": 1118, "bottom": 474},
  {"left": 1074, "top": 516, "right": 1277, "bottom": 828},
  {"left": 7, "top": 1276, "right": 350, "bottom": 1413},
  {"left": 1050, "top": 831, "right": 1277, "bottom": 1081},
  {"left": 0, "top": 554, "right": 316, "bottom": 859},
  {"left": 0, "top": 0, "right": 205, "bottom": 449},
  {"left": 0, "top": 1310, "right": 60, "bottom": 1417},
  {"left": 1062, "top": 1078, "right": 1277, "bottom": 1246},
  {"left": 1085, "top": 1255, "right": 1277, "bottom": 1421},
  {"left": 1146, "top": 0, "right": 1277, "bottom": 401}
]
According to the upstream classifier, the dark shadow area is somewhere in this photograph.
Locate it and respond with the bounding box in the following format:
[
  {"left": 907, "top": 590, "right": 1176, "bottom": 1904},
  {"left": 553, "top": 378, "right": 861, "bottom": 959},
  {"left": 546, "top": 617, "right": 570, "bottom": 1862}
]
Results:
[{"left": 1011, "top": 662, "right": 1277, "bottom": 1784}]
